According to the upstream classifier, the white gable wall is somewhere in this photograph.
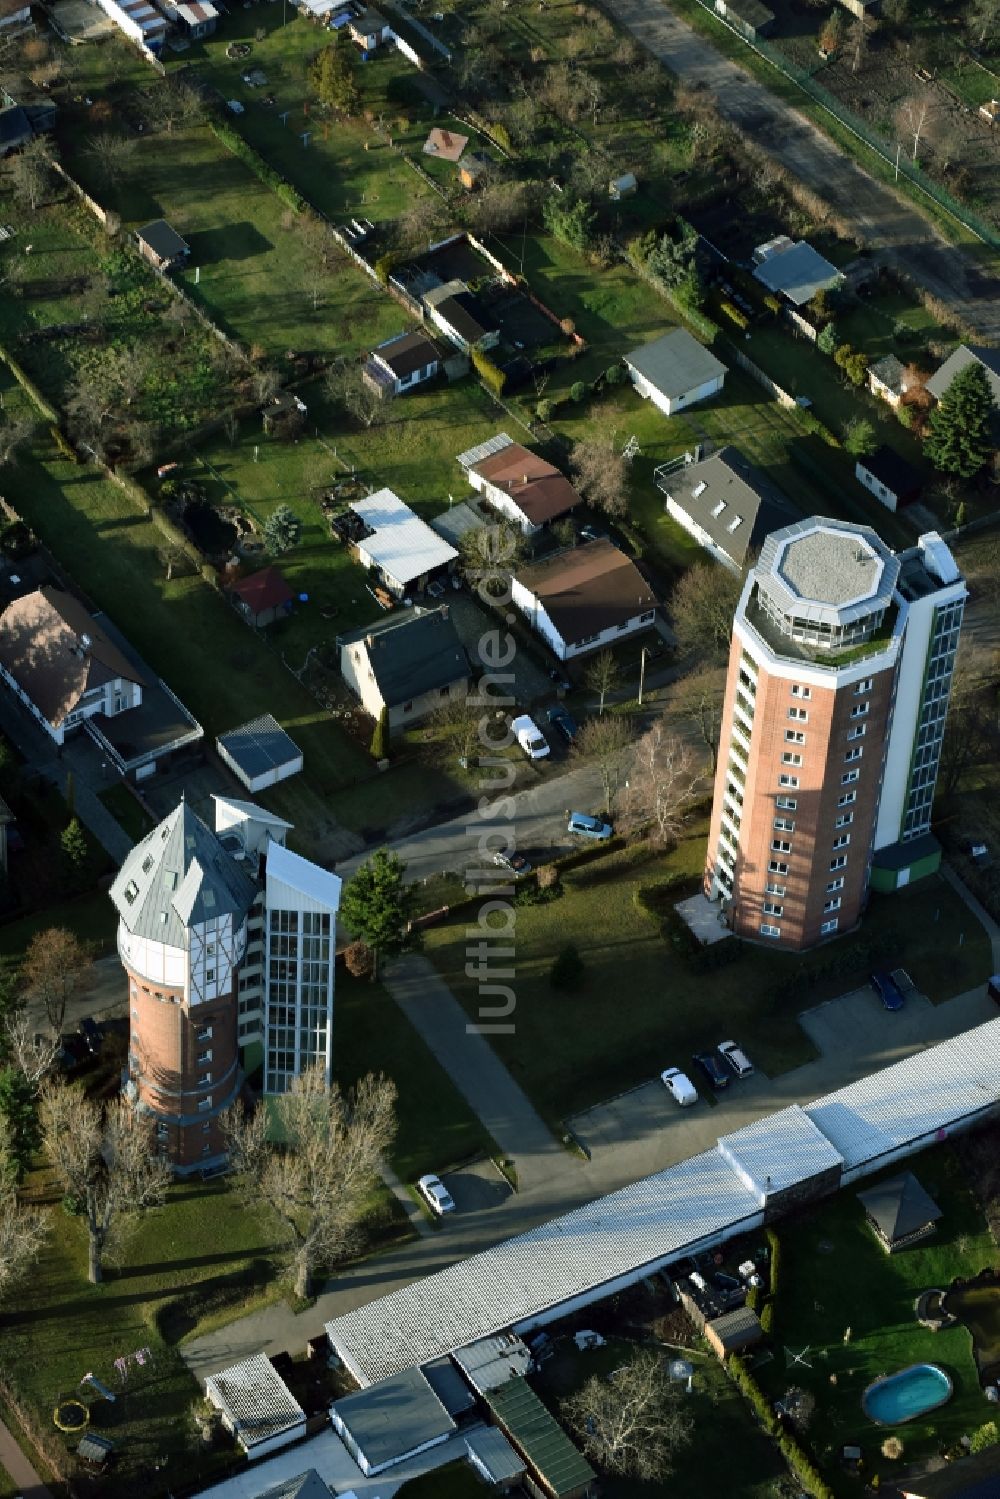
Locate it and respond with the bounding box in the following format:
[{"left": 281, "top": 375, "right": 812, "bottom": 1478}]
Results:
[{"left": 628, "top": 368, "right": 724, "bottom": 416}]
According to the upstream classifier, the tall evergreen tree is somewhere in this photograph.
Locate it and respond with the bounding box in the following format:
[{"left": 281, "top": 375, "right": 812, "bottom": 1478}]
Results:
[
  {"left": 924, "top": 362, "right": 995, "bottom": 477},
  {"left": 340, "top": 848, "right": 417, "bottom": 981}
]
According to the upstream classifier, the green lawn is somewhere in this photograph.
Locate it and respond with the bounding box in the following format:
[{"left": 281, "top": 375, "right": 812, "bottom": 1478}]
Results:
[
  {"left": 758, "top": 1144, "right": 998, "bottom": 1488},
  {"left": 58, "top": 120, "right": 403, "bottom": 364},
  {"left": 0, "top": 1175, "right": 282, "bottom": 1497},
  {"left": 334, "top": 973, "right": 497, "bottom": 1182},
  {"left": 536, "top": 1339, "right": 786, "bottom": 1499},
  {"left": 0, "top": 1464, "right": 20, "bottom": 1499},
  {"left": 424, "top": 839, "right": 991, "bottom": 1124},
  {"left": 98, "top": 784, "right": 155, "bottom": 845},
  {"left": 0, "top": 890, "right": 118, "bottom": 967},
  {"left": 396, "top": 1463, "right": 485, "bottom": 1498}
]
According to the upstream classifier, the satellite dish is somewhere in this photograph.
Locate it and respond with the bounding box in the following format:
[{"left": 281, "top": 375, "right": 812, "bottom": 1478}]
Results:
[{"left": 669, "top": 1359, "right": 694, "bottom": 1381}]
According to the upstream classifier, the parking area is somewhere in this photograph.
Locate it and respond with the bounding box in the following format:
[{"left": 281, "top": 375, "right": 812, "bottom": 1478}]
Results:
[
  {"left": 447, "top": 592, "right": 553, "bottom": 707},
  {"left": 440, "top": 1158, "right": 514, "bottom": 1216}
]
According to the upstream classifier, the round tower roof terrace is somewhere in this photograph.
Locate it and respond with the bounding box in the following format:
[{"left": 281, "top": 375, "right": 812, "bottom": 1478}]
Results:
[{"left": 756, "top": 518, "right": 899, "bottom": 630}]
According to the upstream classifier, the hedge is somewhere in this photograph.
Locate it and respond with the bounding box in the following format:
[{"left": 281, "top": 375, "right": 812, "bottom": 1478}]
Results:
[
  {"left": 720, "top": 299, "right": 750, "bottom": 330},
  {"left": 209, "top": 118, "right": 305, "bottom": 214},
  {"left": 0, "top": 346, "right": 60, "bottom": 424},
  {"left": 728, "top": 1356, "right": 833, "bottom": 1499},
  {"left": 766, "top": 1226, "right": 782, "bottom": 1299},
  {"left": 472, "top": 346, "right": 507, "bottom": 397}
]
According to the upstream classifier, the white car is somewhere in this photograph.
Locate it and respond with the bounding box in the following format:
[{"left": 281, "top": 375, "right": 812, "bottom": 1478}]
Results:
[
  {"left": 661, "top": 1067, "right": 698, "bottom": 1107},
  {"left": 511, "top": 714, "right": 550, "bottom": 760},
  {"left": 718, "top": 1040, "right": 754, "bottom": 1078},
  {"left": 417, "top": 1173, "right": 455, "bottom": 1215}
]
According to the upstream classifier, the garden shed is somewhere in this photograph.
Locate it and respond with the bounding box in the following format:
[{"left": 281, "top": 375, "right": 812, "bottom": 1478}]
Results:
[
  {"left": 216, "top": 713, "right": 303, "bottom": 792},
  {"left": 485, "top": 1376, "right": 596, "bottom": 1499},
  {"left": 136, "top": 219, "right": 190, "bottom": 272},
  {"left": 230, "top": 566, "right": 294, "bottom": 628},
  {"left": 465, "top": 1426, "right": 526, "bottom": 1490},
  {"left": 329, "top": 1366, "right": 456, "bottom": 1475},
  {"left": 857, "top": 1172, "right": 942, "bottom": 1253},
  {"left": 705, "top": 1306, "right": 764, "bottom": 1360}
]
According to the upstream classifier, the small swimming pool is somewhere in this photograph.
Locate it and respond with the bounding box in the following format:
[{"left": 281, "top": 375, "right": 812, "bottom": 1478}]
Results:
[{"left": 862, "top": 1364, "right": 953, "bottom": 1425}]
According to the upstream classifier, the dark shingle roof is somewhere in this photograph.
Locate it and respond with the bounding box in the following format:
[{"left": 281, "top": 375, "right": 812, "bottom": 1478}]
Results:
[
  {"left": 340, "top": 606, "right": 469, "bottom": 708},
  {"left": 137, "top": 219, "right": 189, "bottom": 261},
  {"left": 514, "top": 538, "right": 657, "bottom": 647},
  {"left": 217, "top": 714, "right": 302, "bottom": 781},
  {"left": 857, "top": 1171, "right": 942, "bottom": 1244},
  {"left": 869, "top": 353, "right": 907, "bottom": 395},
  {"left": 659, "top": 446, "right": 798, "bottom": 568},
  {"left": 372, "top": 328, "right": 446, "bottom": 379},
  {"left": 434, "top": 291, "right": 498, "bottom": 346}
]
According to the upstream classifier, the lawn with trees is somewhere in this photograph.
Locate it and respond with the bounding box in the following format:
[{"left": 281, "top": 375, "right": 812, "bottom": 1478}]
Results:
[{"left": 423, "top": 835, "right": 991, "bottom": 1124}]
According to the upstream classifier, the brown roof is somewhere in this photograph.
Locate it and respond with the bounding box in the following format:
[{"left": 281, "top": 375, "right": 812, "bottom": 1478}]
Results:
[
  {"left": 231, "top": 566, "right": 294, "bottom": 615},
  {"left": 0, "top": 586, "right": 144, "bottom": 728},
  {"left": 423, "top": 127, "right": 469, "bottom": 164},
  {"left": 514, "top": 539, "right": 658, "bottom": 646},
  {"left": 474, "top": 443, "right": 582, "bottom": 527}
]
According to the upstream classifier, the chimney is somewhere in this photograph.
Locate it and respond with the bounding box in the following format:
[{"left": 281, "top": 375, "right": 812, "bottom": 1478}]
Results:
[{"left": 523, "top": 474, "right": 529, "bottom": 486}]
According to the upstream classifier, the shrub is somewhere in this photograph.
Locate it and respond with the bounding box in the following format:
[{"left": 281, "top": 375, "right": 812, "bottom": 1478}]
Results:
[
  {"left": 49, "top": 425, "right": 80, "bottom": 464},
  {"left": 605, "top": 362, "right": 624, "bottom": 384},
  {"left": 374, "top": 250, "right": 401, "bottom": 286},
  {"left": 817, "top": 321, "right": 838, "bottom": 356},
  {"left": 550, "top": 942, "right": 584, "bottom": 990},
  {"left": 971, "top": 1421, "right": 999, "bottom": 1454},
  {"left": 343, "top": 940, "right": 373, "bottom": 979},
  {"left": 896, "top": 402, "right": 915, "bottom": 429},
  {"left": 763, "top": 292, "right": 782, "bottom": 315},
  {"left": 881, "top": 1436, "right": 903, "bottom": 1460},
  {"left": 536, "top": 398, "right": 553, "bottom": 422},
  {"left": 537, "top": 864, "right": 560, "bottom": 891},
  {"left": 746, "top": 1284, "right": 761, "bottom": 1313},
  {"left": 570, "top": 380, "right": 587, "bottom": 402},
  {"left": 720, "top": 299, "right": 750, "bottom": 330},
  {"left": 370, "top": 706, "right": 388, "bottom": 761},
  {"left": 759, "top": 1299, "right": 774, "bottom": 1336},
  {"left": 472, "top": 347, "right": 507, "bottom": 397},
  {"left": 766, "top": 1226, "right": 782, "bottom": 1298}
]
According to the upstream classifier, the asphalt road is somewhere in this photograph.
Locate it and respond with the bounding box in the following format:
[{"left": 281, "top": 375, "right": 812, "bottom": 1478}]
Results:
[
  {"left": 336, "top": 758, "right": 616, "bottom": 885},
  {"left": 605, "top": 0, "right": 1000, "bottom": 340}
]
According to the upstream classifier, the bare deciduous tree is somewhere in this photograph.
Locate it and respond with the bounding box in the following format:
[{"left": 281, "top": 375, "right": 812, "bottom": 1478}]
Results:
[
  {"left": 573, "top": 713, "right": 632, "bottom": 812},
  {"left": 584, "top": 648, "right": 620, "bottom": 715},
  {"left": 623, "top": 720, "right": 702, "bottom": 846},
  {"left": 459, "top": 520, "right": 526, "bottom": 596},
  {"left": 3, "top": 1011, "right": 61, "bottom": 1088},
  {"left": 564, "top": 1349, "right": 694, "bottom": 1480},
  {"left": 9, "top": 136, "right": 56, "bottom": 210},
  {"left": 223, "top": 1066, "right": 397, "bottom": 1299},
  {"left": 669, "top": 561, "right": 742, "bottom": 663},
  {"left": 431, "top": 697, "right": 482, "bottom": 765},
  {"left": 141, "top": 75, "right": 204, "bottom": 135},
  {"left": 898, "top": 90, "right": 933, "bottom": 161},
  {"left": 20, "top": 928, "right": 93, "bottom": 1035},
  {"left": 673, "top": 667, "right": 725, "bottom": 772},
  {"left": 850, "top": 11, "right": 871, "bottom": 73},
  {"left": 39, "top": 1086, "right": 171, "bottom": 1283},
  {"left": 0, "top": 1114, "right": 47, "bottom": 1305},
  {"left": 938, "top": 643, "right": 998, "bottom": 796},
  {"left": 0, "top": 411, "right": 34, "bottom": 468},
  {"left": 324, "top": 361, "right": 389, "bottom": 431},
  {"left": 86, "top": 132, "right": 137, "bottom": 185},
  {"left": 571, "top": 438, "right": 630, "bottom": 519}
]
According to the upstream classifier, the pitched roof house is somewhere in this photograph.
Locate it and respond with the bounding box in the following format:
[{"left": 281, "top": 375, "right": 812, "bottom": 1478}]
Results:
[
  {"left": 348, "top": 5, "right": 390, "bottom": 47},
  {"left": 751, "top": 237, "right": 842, "bottom": 307},
  {"left": 624, "top": 328, "right": 727, "bottom": 416},
  {"left": 868, "top": 353, "right": 910, "bottom": 409},
  {"left": 459, "top": 433, "right": 582, "bottom": 534},
  {"left": 422, "top": 126, "right": 469, "bottom": 163},
  {"left": 339, "top": 605, "right": 470, "bottom": 730},
  {"left": 655, "top": 446, "right": 798, "bottom": 571},
  {"left": 0, "top": 585, "right": 145, "bottom": 746},
  {"left": 423, "top": 280, "right": 499, "bottom": 352},
  {"left": 136, "top": 219, "right": 190, "bottom": 271},
  {"left": 511, "top": 539, "right": 658, "bottom": 661},
  {"left": 926, "top": 345, "right": 1000, "bottom": 438},
  {"left": 855, "top": 445, "right": 923, "bottom": 513},
  {"left": 205, "top": 1353, "right": 307, "bottom": 1461},
  {"left": 363, "top": 328, "right": 448, "bottom": 399}
]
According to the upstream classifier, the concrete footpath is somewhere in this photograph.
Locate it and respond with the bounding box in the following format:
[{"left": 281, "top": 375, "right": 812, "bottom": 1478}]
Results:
[
  {"left": 0, "top": 1414, "right": 53, "bottom": 1498},
  {"left": 385, "top": 953, "right": 571, "bottom": 1192}
]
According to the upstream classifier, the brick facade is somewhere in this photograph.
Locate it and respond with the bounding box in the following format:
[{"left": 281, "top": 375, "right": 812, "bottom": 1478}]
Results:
[{"left": 126, "top": 966, "right": 239, "bottom": 1172}]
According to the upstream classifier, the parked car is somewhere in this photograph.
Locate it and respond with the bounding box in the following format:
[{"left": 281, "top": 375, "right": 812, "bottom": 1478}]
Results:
[
  {"left": 580, "top": 525, "right": 607, "bottom": 544},
  {"left": 545, "top": 704, "right": 578, "bottom": 743},
  {"left": 493, "top": 850, "right": 532, "bottom": 877},
  {"left": 567, "top": 811, "right": 613, "bottom": 840},
  {"left": 511, "top": 714, "right": 550, "bottom": 760},
  {"left": 871, "top": 971, "right": 905, "bottom": 1011},
  {"left": 692, "top": 1050, "right": 730, "bottom": 1090},
  {"left": 79, "top": 1016, "right": 102, "bottom": 1055},
  {"left": 660, "top": 1067, "right": 698, "bottom": 1107},
  {"left": 718, "top": 1040, "right": 753, "bottom": 1078},
  {"left": 548, "top": 668, "right": 571, "bottom": 692},
  {"left": 417, "top": 1174, "right": 455, "bottom": 1216}
]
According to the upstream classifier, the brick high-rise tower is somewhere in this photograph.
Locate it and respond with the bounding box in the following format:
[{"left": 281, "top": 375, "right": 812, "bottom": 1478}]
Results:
[
  {"left": 110, "top": 797, "right": 341, "bottom": 1173},
  {"left": 704, "top": 519, "right": 965, "bottom": 951}
]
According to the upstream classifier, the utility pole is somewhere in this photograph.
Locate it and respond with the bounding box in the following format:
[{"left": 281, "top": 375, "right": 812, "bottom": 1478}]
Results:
[{"left": 638, "top": 645, "right": 651, "bottom": 707}]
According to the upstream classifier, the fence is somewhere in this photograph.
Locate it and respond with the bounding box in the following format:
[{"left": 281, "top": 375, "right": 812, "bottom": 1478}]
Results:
[
  {"left": 784, "top": 307, "right": 818, "bottom": 343},
  {"left": 687, "top": 0, "right": 1000, "bottom": 248},
  {"left": 720, "top": 341, "right": 798, "bottom": 409},
  {"left": 386, "top": 2, "right": 452, "bottom": 59}
]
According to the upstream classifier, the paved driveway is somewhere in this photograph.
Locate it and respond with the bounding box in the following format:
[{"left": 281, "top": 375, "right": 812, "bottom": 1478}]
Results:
[{"left": 604, "top": 0, "right": 1000, "bottom": 341}]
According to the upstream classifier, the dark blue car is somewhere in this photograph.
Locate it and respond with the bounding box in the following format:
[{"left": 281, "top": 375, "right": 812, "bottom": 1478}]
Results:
[
  {"left": 692, "top": 1050, "right": 730, "bottom": 1090},
  {"left": 871, "top": 971, "right": 905, "bottom": 1011},
  {"left": 546, "top": 704, "right": 578, "bottom": 744}
]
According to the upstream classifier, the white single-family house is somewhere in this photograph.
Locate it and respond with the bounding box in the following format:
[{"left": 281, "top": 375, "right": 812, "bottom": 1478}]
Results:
[
  {"left": 457, "top": 433, "right": 582, "bottom": 535},
  {"left": 511, "top": 539, "right": 658, "bottom": 661},
  {"left": 624, "top": 328, "right": 727, "bottom": 417}
]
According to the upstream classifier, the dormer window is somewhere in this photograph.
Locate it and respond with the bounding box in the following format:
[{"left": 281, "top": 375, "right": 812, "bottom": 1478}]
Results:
[{"left": 124, "top": 880, "right": 139, "bottom": 904}]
